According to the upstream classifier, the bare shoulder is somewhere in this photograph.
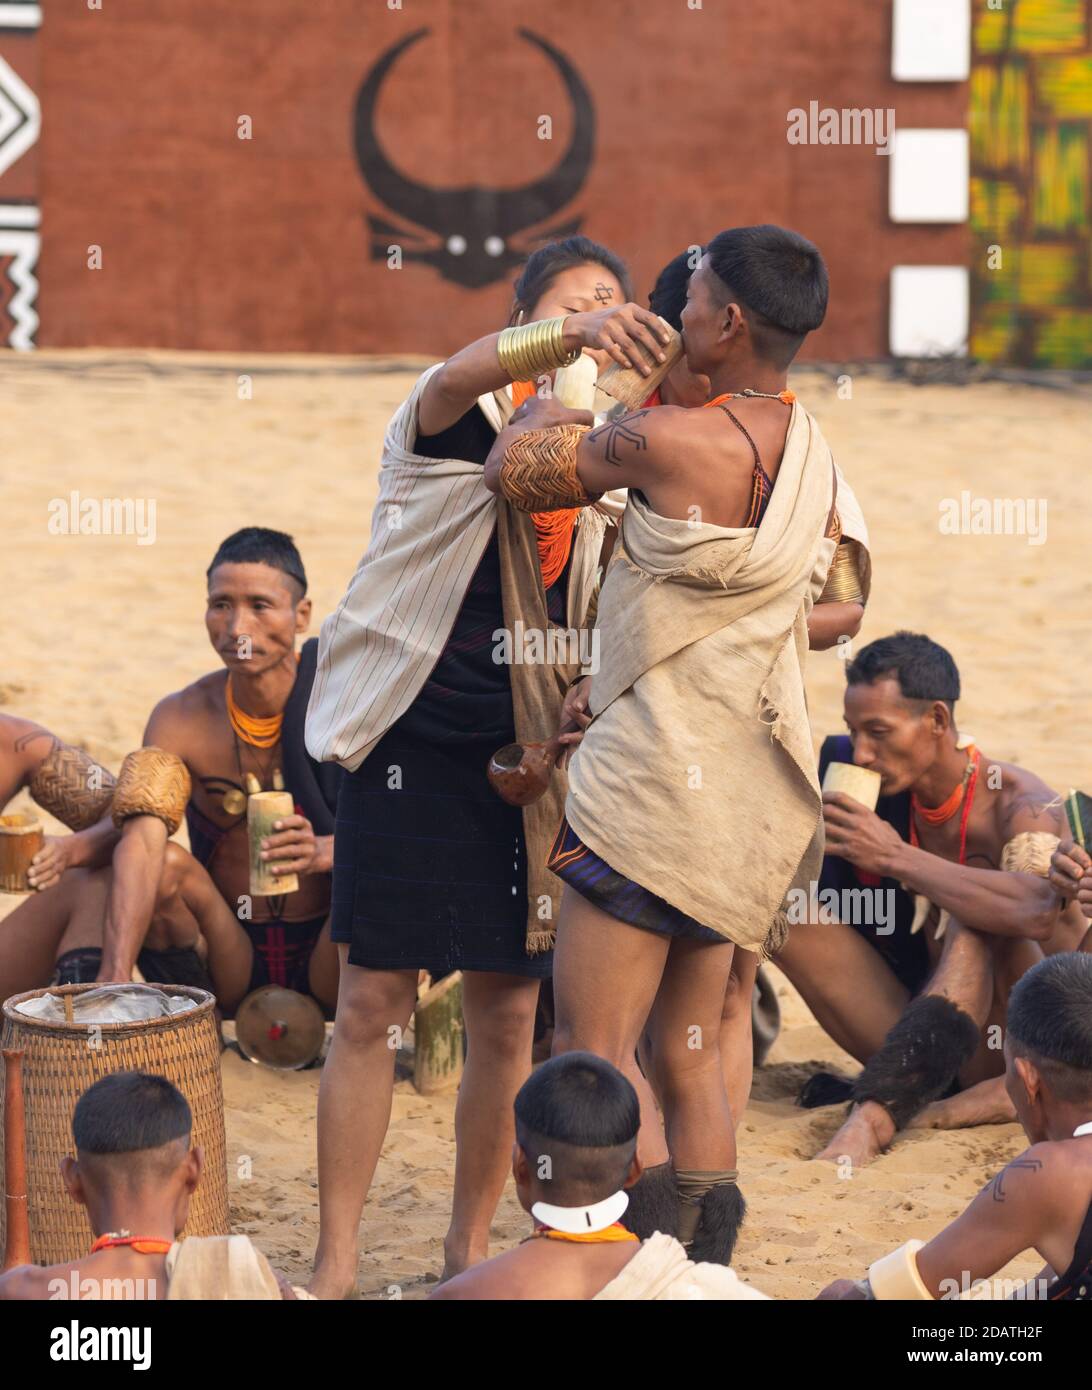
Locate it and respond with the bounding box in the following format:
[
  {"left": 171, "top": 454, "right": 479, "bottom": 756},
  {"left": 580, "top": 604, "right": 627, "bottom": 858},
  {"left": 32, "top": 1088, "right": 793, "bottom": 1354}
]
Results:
[
  {"left": 0, "top": 1264, "right": 50, "bottom": 1300},
  {"left": 429, "top": 1246, "right": 531, "bottom": 1301},
  {"left": 144, "top": 673, "right": 225, "bottom": 757},
  {"left": 983, "top": 1142, "right": 1071, "bottom": 1214},
  {"left": 992, "top": 760, "right": 1066, "bottom": 838},
  {"left": 587, "top": 402, "right": 746, "bottom": 476}
]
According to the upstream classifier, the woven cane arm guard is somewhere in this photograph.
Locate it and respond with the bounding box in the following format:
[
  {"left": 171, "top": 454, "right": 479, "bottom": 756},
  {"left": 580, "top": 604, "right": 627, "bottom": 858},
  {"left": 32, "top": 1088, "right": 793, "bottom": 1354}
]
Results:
[
  {"left": 29, "top": 743, "right": 117, "bottom": 830},
  {"left": 498, "top": 425, "right": 598, "bottom": 513},
  {"left": 1000, "top": 831, "right": 1060, "bottom": 877},
  {"left": 111, "top": 747, "right": 192, "bottom": 835}
]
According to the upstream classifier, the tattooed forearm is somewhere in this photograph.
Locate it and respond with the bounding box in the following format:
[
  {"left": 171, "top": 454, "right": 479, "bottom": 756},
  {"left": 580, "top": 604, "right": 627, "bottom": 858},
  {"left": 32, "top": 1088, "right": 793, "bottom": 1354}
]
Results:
[
  {"left": 587, "top": 410, "right": 652, "bottom": 467},
  {"left": 988, "top": 1157, "right": 1043, "bottom": 1202}
]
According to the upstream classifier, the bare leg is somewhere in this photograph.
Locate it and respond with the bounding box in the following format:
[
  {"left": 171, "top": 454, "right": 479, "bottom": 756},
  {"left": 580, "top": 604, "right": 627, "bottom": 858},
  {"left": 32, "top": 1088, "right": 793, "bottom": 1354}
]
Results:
[
  {"left": 552, "top": 887, "right": 671, "bottom": 1166},
  {"left": 308, "top": 956, "right": 418, "bottom": 1299},
  {"left": 816, "top": 921, "right": 993, "bottom": 1166},
  {"left": 0, "top": 866, "right": 110, "bottom": 997},
  {"left": 910, "top": 934, "right": 1034, "bottom": 1131},
  {"left": 151, "top": 843, "right": 254, "bottom": 1010},
  {"left": 441, "top": 971, "right": 539, "bottom": 1279},
  {"left": 775, "top": 916, "right": 911, "bottom": 1064},
  {"left": 959, "top": 934, "right": 1040, "bottom": 1087},
  {"left": 909, "top": 1075, "right": 1016, "bottom": 1130},
  {"left": 718, "top": 947, "right": 760, "bottom": 1125},
  {"left": 306, "top": 917, "right": 340, "bottom": 1014},
  {"left": 646, "top": 935, "right": 739, "bottom": 1171}
]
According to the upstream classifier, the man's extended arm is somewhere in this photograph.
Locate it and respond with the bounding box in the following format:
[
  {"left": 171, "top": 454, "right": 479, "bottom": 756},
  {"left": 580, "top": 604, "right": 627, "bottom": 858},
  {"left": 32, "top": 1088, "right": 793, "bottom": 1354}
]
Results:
[
  {"left": 2, "top": 717, "right": 119, "bottom": 890},
  {"left": 484, "top": 398, "right": 678, "bottom": 501},
  {"left": 915, "top": 1146, "right": 1060, "bottom": 1298},
  {"left": 823, "top": 789, "right": 1068, "bottom": 940},
  {"left": 820, "top": 1145, "right": 1061, "bottom": 1300},
  {"left": 420, "top": 304, "right": 669, "bottom": 437}
]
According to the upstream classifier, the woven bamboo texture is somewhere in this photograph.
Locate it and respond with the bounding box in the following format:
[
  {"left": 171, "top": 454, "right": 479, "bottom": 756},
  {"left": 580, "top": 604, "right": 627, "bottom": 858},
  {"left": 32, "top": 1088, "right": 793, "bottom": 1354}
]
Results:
[
  {"left": 500, "top": 425, "right": 592, "bottom": 512},
  {"left": 112, "top": 746, "right": 192, "bottom": 834},
  {"left": 0, "top": 983, "right": 228, "bottom": 1265}
]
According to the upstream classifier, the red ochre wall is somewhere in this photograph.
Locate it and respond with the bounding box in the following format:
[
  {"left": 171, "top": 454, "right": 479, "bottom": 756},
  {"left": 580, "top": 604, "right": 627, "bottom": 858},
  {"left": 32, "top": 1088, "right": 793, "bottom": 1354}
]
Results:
[{"left": 35, "top": 0, "right": 968, "bottom": 359}]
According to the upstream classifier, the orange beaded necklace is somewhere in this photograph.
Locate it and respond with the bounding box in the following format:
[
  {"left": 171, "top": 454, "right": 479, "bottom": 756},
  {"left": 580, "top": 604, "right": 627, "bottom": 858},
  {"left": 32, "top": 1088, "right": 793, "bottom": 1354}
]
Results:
[
  {"left": 526, "top": 1221, "right": 638, "bottom": 1245},
  {"left": 704, "top": 389, "right": 796, "bottom": 409},
  {"left": 90, "top": 1233, "right": 172, "bottom": 1255},
  {"left": 226, "top": 678, "right": 283, "bottom": 749},
  {"left": 224, "top": 653, "right": 300, "bottom": 750},
  {"left": 511, "top": 379, "right": 578, "bottom": 588},
  {"left": 910, "top": 746, "right": 981, "bottom": 865}
]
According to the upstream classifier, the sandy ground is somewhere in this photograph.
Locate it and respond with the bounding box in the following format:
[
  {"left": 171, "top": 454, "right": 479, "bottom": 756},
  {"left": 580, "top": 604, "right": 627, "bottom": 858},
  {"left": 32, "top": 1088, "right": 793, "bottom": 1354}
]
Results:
[{"left": 3, "top": 351, "right": 1089, "bottom": 1298}]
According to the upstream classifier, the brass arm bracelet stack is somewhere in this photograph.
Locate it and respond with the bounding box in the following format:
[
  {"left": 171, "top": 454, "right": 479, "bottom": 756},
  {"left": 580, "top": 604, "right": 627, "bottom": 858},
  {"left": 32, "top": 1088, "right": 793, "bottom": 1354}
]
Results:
[
  {"left": 818, "top": 540, "right": 865, "bottom": 605},
  {"left": 496, "top": 316, "right": 580, "bottom": 381}
]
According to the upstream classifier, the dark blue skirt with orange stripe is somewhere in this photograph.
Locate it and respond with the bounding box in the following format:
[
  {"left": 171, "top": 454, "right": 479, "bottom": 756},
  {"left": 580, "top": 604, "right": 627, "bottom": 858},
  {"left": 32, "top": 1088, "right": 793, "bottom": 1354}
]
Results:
[{"left": 548, "top": 818, "right": 724, "bottom": 944}]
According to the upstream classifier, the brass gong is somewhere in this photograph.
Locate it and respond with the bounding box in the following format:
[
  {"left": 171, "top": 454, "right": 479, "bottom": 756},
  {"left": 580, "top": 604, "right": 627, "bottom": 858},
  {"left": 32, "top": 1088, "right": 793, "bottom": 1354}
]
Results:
[{"left": 234, "top": 985, "right": 326, "bottom": 1070}]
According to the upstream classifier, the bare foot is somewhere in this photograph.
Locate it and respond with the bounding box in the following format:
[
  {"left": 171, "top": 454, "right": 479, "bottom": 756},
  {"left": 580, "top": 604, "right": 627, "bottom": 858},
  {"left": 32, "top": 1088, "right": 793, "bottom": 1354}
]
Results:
[
  {"left": 908, "top": 1076, "right": 1015, "bottom": 1131},
  {"left": 439, "top": 1234, "right": 490, "bottom": 1284},
  {"left": 815, "top": 1101, "right": 896, "bottom": 1168},
  {"left": 306, "top": 1259, "right": 357, "bottom": 1300}
]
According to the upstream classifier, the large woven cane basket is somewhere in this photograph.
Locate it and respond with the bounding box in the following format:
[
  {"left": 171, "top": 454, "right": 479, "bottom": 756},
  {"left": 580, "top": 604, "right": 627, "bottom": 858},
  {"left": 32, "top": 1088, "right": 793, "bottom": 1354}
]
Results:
[{"left": 1, "top": 983, "right": 229, "bottom": 1265}]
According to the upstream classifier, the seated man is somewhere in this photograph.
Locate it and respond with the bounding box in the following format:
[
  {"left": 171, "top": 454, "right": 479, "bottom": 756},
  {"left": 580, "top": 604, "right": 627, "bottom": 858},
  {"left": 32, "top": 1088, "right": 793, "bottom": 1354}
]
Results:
[
  {"left": 819, "top": 953, "right": 1092, "bottom": 1302},
  {"left": 431, "top": 1052, "right": 768, "bottom": 1301},
  {"left": 82, "top": 527, "right": 339, "bottom": 1014},
  {"left": 0, "top": 529, "right": 339, "bottom": 1015},
  {"left": 0, "top": 715, "right": 120, "bottom": 999},
  {"left": 0, "top": 1071, "right": 308, "bottom": 1300},
  {"left": 773, "top": 632, "right": 1086, "bottom": 1164}
]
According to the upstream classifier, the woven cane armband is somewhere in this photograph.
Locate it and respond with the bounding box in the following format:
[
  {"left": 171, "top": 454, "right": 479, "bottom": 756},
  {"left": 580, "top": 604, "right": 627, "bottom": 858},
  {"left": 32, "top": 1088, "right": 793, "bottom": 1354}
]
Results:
[
  {"left": 499, "top": 425, "right": 599, "bottom": 513},
  {"left": 1000, "top": 831, "right": 1061, "bottom": 878},
  {"left": 111, "top": 747, "right": 192, "bottom": 835},
  {"left": 29, "top": 742, "right": 117, "bottom": 831}
]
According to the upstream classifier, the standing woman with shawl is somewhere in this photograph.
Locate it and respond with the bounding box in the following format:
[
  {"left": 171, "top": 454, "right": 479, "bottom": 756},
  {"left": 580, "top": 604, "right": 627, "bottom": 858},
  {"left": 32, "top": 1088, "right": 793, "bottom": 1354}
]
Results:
[{"left": 305, "top": 237, "right": 672, "bottom": 1296}]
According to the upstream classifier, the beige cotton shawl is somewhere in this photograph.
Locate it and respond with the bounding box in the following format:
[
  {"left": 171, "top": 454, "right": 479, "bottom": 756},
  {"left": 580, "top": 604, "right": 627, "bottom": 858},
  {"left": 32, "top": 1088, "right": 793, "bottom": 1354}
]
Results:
[
  {"left": 305, "top": 364, "right": 612, "bottom": 951},
  {"left": 594, "top": 1233, "right": 770, "bottom": 1301},
  {"left": 166, "top": 1235, "right": 315, "bottom": 1300},
  {"left": 566, "top": 402, "right": 838, "bottom": 954}
]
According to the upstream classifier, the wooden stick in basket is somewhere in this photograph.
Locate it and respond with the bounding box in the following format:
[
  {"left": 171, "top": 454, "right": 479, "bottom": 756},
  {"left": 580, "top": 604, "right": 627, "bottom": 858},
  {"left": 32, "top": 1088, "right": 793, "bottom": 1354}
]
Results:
[
  {"left": 596, "top": 320, "right": 684, "bottom": 413},
  {"left": 2, "top": 1049, "right": 31, "bottom": 1271}
]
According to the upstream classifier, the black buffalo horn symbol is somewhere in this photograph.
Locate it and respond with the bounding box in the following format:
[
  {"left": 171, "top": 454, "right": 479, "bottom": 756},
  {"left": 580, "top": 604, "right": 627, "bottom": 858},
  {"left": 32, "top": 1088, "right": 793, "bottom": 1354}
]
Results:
[{"left": 353, "top": 26, "right": 595, "bottom": 289}]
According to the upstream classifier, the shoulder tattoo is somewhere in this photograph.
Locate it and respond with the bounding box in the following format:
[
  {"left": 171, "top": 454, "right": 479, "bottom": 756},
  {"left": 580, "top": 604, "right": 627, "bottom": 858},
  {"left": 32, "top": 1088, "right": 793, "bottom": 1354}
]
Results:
[
  {"left": 587, "top": 410, "right": 652, "bottom": 467},
  {"left": 987, "top": 1156, "right": 1043, "bottom": 1203}
]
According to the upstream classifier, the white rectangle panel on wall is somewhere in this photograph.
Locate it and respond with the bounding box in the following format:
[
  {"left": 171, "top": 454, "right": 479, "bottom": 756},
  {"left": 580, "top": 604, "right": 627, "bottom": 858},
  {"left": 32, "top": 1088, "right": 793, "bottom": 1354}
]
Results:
[
  {"left": 889, "top": 128, "right": 969, "bottom": 222},
  {"left": 890, "top": 266, "right": 969, "bottom": 357},
  {"left": 892, "top": 0, "right": 971, "bottom": 81}
]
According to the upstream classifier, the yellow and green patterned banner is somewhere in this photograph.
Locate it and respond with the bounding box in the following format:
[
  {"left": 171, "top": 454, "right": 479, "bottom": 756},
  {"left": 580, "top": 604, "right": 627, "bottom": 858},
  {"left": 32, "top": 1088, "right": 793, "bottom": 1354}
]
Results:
[{"left": 970, "top": 0, "right": 1092, "bottom": 366}]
